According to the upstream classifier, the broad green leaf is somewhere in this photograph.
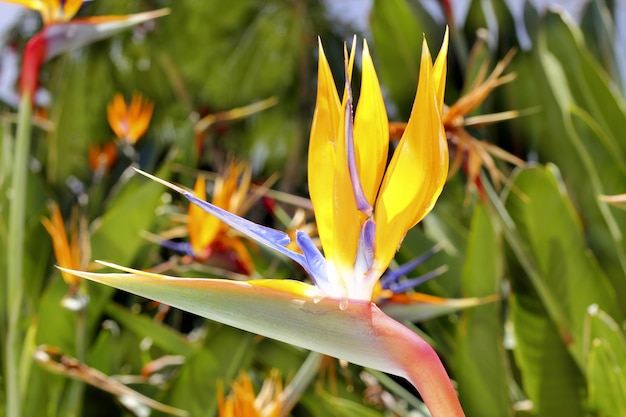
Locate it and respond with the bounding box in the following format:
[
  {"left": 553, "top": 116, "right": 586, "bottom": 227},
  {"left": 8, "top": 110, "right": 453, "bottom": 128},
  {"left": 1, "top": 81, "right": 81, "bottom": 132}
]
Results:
[
  {"left": 254, "top": 339, "right": 309, "bottom": 376},
  {"left": 544, "top": 10, "right": 626, "bottom": 151},
  {"left": 584, "top": 306, "right": 626, "bottom": 417},
  {"left": 504, "top": 165, "right": 621, "bottom": 368},
  {"left": 454, "top": 204, "right": 510, "bottom": 416},
  {"left": 370, "top": 0, "right": 432, "bottom": 117},
  {"left": 510, "top": 290, "right": 587, "bottom": 417},
  {"left": 421, "top": 178, "right": 472, "bottom": 297},
  {"left": 587, "top": 340, "right": 626, "bottom": 417},
  {"left": 507, "top": 10, "right": 626, "bottom": 302},
  {"left": 580, "top": 0, "right": 624, "bottom": 91}
]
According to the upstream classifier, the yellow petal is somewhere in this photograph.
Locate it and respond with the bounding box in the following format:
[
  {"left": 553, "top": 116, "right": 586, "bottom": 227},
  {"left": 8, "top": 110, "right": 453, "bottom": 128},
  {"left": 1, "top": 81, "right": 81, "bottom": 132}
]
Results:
[
  {"left": 374, "top": 38, "right": 448, "bottom": 273},
  {"left": 308, "top": 42, "right": 360, "bottom": 275},
  {"left": 353, "top": 39, "right": 389, "bottom": 206},
  {"left": 60, "top": 0, "right": 82, "bottom": 21},
  {"left": 432, "top": 27, "right": 449, "bottom": 111},
  {"left": 188, "top": 177, "right": 220, "bottom": 255}
]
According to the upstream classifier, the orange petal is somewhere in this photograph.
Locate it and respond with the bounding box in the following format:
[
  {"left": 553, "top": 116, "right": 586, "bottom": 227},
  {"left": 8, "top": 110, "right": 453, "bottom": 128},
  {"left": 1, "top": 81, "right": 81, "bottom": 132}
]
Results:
[{"left": 41, "top": 202, "right": 80, "bottom": 285}]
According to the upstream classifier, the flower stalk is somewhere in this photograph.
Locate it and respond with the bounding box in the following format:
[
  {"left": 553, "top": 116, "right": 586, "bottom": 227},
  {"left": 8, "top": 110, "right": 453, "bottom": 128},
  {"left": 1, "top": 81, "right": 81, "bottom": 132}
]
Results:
[{"left": 6, "top": 89, "right": 32, "bottom": 417}]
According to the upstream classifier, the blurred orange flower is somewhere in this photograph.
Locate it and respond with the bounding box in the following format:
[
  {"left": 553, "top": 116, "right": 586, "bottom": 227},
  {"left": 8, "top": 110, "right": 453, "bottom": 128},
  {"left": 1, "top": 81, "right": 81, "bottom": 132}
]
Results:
[
  {"left": 107, "top": 92, "right": 154, "bottom": 144},
  {"left": 41, "top": 202, "right": 88, "bottom": 288},
  {"left": 159, "top": 161, "right": 255, "bottom": 275},
  {"left": 88, "top": 141, "right": 118, "bottom": 173}
]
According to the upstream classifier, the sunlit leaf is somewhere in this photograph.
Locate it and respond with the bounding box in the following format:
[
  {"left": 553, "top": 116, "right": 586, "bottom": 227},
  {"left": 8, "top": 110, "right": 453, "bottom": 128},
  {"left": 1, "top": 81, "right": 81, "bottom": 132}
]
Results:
[{"left": 454, "top": 204, "right": 510, "bottom": 416}]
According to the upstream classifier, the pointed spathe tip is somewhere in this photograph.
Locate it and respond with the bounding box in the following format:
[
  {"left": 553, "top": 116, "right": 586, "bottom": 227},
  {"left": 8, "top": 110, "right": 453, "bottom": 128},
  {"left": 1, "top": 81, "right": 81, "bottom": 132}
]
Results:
[{"left": 133, "top": 168, "right": 187, "bottom": 194}]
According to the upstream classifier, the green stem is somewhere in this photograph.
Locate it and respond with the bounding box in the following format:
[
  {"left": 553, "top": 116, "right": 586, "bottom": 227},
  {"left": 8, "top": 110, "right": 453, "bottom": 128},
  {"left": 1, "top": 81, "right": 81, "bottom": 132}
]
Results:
[
  {"left": 281, "top": 351, "right": 322, "bottom": 416},
  {"left": 58, "top": 302, "right": 87, "bottom": 417},
  {"left": 6, "top": 94, "right": 32, "bottom": 417}
]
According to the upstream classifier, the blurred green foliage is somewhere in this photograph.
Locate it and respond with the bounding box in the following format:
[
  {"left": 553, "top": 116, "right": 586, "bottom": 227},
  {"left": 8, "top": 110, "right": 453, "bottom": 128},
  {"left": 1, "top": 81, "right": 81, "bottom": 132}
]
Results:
[{"left": 2, "top": 0, "right": 626, "bottom": 416}]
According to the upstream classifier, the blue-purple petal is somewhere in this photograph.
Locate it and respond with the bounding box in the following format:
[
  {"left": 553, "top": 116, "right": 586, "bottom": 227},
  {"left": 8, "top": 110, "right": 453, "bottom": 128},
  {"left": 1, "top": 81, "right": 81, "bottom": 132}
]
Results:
[
  {"left": 184, "top": 192, "right": 307, "bottom": 267},
  {"left": 295, "top": 230, "right": 331, "bottom": 291},
  {"left": 382, "top": 266, "right": 448, "bottom": 294},
  {"left": 344, "top": 64, "right": 372, "bottom": 216},
  {"left": 380, "top": 244, "right": 443, "bottom": 289},
  {"left": 355, "top": 218, "right": 376, "bottom": 274},
  {"left": 158, "top": 239, "right": 194, "bottom": 257}
]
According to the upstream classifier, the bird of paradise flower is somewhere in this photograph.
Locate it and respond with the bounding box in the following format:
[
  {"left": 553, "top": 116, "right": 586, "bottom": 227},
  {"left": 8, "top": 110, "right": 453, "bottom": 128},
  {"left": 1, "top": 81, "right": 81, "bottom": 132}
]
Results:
[
  {"left": 1, "top": 0, "right": 169, "bottom": 99},
  {"left": 42, "top": 202, "right": 88, "bottom": 292},
  {"left": 158, "top": 161, "right": 256, "bottom": 275},
  {"left": 107, "top": 92, "right": 155, "bottom": 145},
  {"left": 64, "top": 32, "right": 466, "bottom": 416}
]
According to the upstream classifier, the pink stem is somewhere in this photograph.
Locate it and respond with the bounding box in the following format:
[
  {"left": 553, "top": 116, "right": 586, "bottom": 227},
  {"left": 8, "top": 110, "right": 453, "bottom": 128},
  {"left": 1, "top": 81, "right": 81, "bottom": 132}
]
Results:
[{"left": 372, "top": 306, "right": 465, "bottom": 417}]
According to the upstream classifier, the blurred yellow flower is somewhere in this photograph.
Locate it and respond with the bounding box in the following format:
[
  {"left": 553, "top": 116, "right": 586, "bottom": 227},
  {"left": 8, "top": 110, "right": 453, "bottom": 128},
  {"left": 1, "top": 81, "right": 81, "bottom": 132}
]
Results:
[
  {"left": 3, "top": 0, "right": 82, "bottom": 24},
  {"left": 188, "top": 162, "right": 254, "bottom": 273},
  {"left": 218, "top": 371, "right": 283, "bottom": 417},
  {"left": 160, "top": 161, "right": 255, "bottom": 275}
]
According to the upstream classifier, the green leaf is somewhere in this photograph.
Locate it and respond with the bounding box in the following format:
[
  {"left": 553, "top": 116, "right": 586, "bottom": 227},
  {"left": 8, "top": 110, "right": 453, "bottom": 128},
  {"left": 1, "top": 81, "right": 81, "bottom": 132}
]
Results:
[
  {"left": 299, "top": 390, "right": 383, "bottom": 417},
  {"left": 580, "top": 0, "right": 624, "bottom": 91},
  {"left": 90, "top": 170, "right": 169, "bottom": 265},
  {"left": 584, "top": 306, "right": 626, "bottom": 417},
  {"left": 104, "top": 303, "right": 195, "bottom": 357},
  {"left": 510, "top": 289, "right": 587, "bottom": 416},
  {"left": 370, "top": 0, "right": 438, "bottom": 117},
  {"left": 503, "top": 165, "right": 622, "bottom": 368},
  {"left": 160, "top": 0, "right": 303, "bottom": 107},
  {"left": 507, "top": 10, "right": 626, "bottom": 302},
  {"left": 454, "top": 204, "right": 510, "bottom": 416}
]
